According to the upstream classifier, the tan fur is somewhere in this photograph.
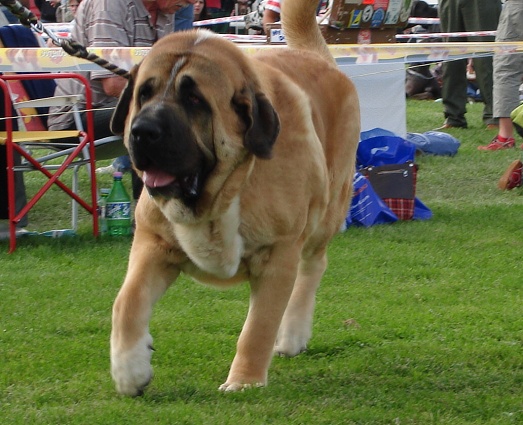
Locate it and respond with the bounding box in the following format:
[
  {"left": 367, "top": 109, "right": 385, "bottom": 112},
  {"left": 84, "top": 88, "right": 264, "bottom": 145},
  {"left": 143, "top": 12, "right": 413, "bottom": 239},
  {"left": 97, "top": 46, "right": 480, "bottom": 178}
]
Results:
[{"left": 110, "top": 0, "right": 360, "bottom": 396}]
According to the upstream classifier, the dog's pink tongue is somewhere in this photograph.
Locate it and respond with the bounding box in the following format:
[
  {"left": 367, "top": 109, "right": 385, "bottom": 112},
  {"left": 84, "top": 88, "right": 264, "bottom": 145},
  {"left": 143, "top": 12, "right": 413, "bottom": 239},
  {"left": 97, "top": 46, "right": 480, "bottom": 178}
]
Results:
[{"left": 142, "top": 170, "right": 176, "bottom": 188}]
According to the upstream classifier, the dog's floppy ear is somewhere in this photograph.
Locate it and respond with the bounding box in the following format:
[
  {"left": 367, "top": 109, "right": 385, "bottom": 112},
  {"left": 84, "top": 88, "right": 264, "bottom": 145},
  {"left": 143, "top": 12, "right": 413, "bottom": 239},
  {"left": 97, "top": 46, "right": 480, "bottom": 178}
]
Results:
[
  {"left": 234, "top": 88, "right": 280, "bottom": 159},
  {"left": 110, "top": 65, "right": 138, "bottom": 135}
]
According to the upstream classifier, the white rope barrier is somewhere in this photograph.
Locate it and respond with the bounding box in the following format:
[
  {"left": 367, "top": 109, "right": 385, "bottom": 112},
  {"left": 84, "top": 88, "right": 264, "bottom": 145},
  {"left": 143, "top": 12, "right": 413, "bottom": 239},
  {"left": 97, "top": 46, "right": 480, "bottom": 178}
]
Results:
[
  {"left": 192, "top": 15, "right": 246, "bottom": 27},
  {"left": 194, "top": 16, "right": 442, "bottom": 27},
  {"left": 221, "top": 34, "right": 267, "bottom": 42},
  {"left": 396, "top": 31, "right": 497, "bottom": 40},
  {"left": 407, "top": 17, "right": 440, "bottom": 25}
]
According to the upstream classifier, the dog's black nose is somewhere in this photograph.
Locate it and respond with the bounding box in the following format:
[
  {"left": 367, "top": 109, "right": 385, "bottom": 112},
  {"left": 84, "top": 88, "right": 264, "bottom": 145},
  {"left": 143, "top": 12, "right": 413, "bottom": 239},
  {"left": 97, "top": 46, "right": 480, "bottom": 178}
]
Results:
[{"left": 131, "top": 117, "right": 161, "bottom": 145}]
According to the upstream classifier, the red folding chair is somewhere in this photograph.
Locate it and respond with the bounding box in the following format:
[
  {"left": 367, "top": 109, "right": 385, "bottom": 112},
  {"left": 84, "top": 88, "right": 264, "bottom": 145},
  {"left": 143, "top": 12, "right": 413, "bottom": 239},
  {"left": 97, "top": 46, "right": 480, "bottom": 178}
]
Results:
[{"left": 0, "top": 72, "right": 98, "bottom": 252}]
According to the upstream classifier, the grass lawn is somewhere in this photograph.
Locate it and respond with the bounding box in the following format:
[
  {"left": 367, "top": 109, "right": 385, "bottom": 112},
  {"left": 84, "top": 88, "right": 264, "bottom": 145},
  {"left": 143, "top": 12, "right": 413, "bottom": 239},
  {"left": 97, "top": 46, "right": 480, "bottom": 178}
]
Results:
[{"left": 1, "top": 98, "right": 523, "bottom": 424}]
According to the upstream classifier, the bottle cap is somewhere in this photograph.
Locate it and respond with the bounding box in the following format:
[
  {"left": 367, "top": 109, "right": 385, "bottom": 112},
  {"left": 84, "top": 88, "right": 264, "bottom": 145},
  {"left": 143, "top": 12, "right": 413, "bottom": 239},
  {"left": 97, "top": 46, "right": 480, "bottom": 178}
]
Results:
[{"left": 113, "top": 171, "right": 123, "bottom": 178}]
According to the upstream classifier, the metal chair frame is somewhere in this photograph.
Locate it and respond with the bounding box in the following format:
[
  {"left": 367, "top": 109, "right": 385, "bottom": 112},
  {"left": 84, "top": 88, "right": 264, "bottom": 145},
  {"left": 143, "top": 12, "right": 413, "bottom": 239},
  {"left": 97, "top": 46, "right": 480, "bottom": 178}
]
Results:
[{"left": 0, "top": 72, "right": 98, "bottom": 252}]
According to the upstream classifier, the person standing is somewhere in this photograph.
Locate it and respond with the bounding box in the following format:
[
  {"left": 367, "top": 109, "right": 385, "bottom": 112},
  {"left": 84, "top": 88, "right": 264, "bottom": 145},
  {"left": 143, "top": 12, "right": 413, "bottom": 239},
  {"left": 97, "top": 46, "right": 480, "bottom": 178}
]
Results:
[
  {"left": 483, "top": 0, "right": 523, "bottom": 189},
  {"left": 437, "top": 0, "right": 501, "bottom": 129},
  {"left": 479, "top": 0, "right": 523, "bottom": 153}
]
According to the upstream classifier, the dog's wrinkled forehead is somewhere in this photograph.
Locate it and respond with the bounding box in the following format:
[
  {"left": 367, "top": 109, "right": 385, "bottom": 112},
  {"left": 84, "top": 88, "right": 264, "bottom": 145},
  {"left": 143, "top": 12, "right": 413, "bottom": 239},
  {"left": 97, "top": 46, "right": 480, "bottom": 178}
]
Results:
[
  {"left": 170, "top": 30, "right": 220, "bottom": 73},
  {"left": 159, "top": 56, "right": 187, "bottom": 99},
  {"left": 135, "top": 30, "right": 249, "bottom": 97}
]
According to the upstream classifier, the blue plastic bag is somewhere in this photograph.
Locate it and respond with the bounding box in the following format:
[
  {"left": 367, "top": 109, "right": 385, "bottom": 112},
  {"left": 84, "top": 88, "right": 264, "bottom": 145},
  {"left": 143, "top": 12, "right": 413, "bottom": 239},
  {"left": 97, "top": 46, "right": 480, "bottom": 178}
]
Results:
[
  {"left": 360, "top": 127, "right": 399, "bottom": 140},
  {"left": 357, "top": 136, "right": 416, "bottom": 168},
  {"left": 345, "top": 173, "right": 433, "bottom": 228},
  {"left": 353, "top": 131, "right": 433, "bottom": 224},
  {"left": 413, "top": 198, "right": 433, "bottom": 221},
  {"left": 406, "top": 131, "right": 460, "bottom": 156},
  {"left": 346, "top": 172, "right": 398, "bottom": 228}
]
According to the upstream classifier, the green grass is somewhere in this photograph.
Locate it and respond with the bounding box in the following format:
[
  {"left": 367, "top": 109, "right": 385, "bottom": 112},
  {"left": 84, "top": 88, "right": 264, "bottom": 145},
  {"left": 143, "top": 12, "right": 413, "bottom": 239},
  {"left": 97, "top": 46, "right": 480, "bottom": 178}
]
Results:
[{"left": 2, "top": 99, "right": 523, "bottom": 424}]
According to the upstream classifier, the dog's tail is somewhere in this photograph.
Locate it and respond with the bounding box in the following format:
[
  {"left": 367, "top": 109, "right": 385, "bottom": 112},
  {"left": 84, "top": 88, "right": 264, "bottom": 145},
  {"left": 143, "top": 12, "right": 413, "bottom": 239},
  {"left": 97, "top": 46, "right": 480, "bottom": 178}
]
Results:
[{"left": 280, "top": 0, "right": 335, "bottom": 66}]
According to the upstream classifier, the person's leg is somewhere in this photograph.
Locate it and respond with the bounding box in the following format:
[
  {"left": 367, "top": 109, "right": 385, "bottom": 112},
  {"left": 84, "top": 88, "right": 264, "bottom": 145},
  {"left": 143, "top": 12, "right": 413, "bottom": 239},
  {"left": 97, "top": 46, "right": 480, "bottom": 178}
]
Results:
[
  {"left": 463, "top": 0, "right": 501, "bottom": 126},
  {"left": 441, "top": 59, "right": 468, "bottom": 127},
  {"left": 0, "top": 147, "right": 28, "bottom": 227},
  {"left": 492, "top": 50, "right": 522, "bottom": 142},
  {"left": 478, "top": 0, "right": 523, "bottom": 151},
  {"left": 0, "top": 84, "right": 28, "bottom": 228},
  {"left": 472, "top": 56, "right": 496, "bottom": 126},
  {"left": 81, "top": 107, "right": 118, "bottom": 140},
  {"left": 492, "top": 1, "right": 523, "bottom": 132},
  {"left": 438, "top": 0, "right": 468, "bottom": 128},
  {"left": 14, "top": 155, "right": 28, "bottom": 227}
]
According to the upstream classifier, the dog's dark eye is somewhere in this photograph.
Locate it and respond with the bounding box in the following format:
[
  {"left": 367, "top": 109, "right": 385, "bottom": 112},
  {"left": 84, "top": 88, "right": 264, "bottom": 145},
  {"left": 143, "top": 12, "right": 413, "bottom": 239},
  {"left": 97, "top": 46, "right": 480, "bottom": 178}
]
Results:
[
  {"left": 185, "top": 92, "right": 206, "bottom": 109},
  {"left": 179, "top": 76, "right": 208, "bottom": 111},
  {"left": 188, "top": 94, "right": 201, "bottom": 105},
  {"left": 138, "top": 81, "right": 154, "bottom": 107}
]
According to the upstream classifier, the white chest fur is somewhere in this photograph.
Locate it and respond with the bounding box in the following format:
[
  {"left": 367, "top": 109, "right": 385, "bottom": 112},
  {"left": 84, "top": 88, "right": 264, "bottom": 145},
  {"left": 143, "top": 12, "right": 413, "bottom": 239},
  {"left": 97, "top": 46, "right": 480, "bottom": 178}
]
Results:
[{"left": 173, "top": 197, "right": 244, "bottom": 279}]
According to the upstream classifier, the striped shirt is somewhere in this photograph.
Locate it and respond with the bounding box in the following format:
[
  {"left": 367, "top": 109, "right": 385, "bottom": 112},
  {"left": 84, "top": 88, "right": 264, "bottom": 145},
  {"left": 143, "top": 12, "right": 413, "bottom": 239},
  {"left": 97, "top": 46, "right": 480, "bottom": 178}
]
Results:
[{"left": 48, "top": 0, "right": 174, "bottom": 130}]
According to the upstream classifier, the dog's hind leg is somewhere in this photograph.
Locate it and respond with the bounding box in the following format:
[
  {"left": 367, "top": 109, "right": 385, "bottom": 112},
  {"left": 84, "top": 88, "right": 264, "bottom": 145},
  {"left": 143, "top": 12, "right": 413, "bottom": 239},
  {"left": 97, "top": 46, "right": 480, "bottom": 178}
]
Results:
[
  {"left": 111, "top": 240, "right": 180, "bottom": 396},
  {"left": 274, "top": 249, "right": 327, "bottom": 357}
]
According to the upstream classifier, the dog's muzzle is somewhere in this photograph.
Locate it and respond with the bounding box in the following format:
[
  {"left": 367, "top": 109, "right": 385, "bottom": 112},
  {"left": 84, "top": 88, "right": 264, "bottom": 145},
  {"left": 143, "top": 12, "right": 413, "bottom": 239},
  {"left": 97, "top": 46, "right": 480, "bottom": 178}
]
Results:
[{"left": 128, "top": 103, "right": 207, "bottom": 201}]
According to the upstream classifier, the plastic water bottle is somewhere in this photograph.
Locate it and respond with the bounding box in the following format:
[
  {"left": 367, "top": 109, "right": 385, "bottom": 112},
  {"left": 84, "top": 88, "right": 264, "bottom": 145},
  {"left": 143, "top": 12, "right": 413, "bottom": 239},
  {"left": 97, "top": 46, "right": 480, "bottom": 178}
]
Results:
[
  {"left": 106, "top": 172, "right": 132, "bottom": 236},
  {"left": 97, "top": 188, "right": 110, "bottom": 235}
]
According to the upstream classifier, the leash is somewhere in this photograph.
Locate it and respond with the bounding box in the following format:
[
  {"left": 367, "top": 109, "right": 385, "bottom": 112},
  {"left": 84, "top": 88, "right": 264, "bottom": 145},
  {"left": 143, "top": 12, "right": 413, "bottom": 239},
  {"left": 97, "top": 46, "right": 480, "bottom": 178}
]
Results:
[{"left": 0, "top": 0, "right": 130, "bottom": 79}]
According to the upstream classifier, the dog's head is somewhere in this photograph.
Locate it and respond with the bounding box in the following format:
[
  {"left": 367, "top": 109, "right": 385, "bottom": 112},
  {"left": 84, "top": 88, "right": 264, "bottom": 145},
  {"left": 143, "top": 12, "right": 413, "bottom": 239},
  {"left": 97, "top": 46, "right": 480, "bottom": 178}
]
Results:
[{"left": 110, "top": 30, "right": 280, "bottom": 213}]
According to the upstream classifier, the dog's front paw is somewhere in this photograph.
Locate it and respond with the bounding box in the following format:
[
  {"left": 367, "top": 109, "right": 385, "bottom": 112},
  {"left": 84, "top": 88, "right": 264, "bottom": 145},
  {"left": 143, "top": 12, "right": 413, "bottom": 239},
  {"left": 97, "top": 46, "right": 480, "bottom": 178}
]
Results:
[
  {"left": 218, "top": 381, "right": 265, "bottom": 392},
  {"left": 274, "top": 331, "right": 309, "bottom": 357},
  {"left": 111, "top": 333, "right": 154, "bottom": 396},
  {"left": 274, "top": 315, "right": 312, "bottom": 357},
  {"left": 274, "top": 343, "right": 307, "bottom": 357}
]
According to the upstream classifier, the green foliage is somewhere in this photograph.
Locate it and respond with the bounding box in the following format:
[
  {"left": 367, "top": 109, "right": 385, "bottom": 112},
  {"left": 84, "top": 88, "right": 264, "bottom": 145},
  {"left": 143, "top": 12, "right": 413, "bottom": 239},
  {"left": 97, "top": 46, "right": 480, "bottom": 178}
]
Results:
[{"left": 1, "top": 100, "right": 523, "bottom": 424}]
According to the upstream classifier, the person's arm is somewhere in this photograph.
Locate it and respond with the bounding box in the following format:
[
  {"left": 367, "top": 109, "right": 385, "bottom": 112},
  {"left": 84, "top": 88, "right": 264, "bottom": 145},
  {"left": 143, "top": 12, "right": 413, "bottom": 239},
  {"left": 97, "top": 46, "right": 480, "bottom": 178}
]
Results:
[
  {"left": 83, "top": 0, "right": 135, "bottom": 97},
  {"left": 101, "top": 76, "right": 128, "bottom": 98},
  {"left": 262, "top": 9, "right": 280, "bottom": 33}
]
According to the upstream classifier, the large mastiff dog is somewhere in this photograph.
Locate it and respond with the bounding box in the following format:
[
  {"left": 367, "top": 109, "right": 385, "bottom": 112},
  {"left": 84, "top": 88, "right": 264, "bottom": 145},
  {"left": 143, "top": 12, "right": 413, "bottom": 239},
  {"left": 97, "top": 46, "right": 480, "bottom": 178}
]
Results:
[{"left": 110, "top": 0, "right": 360, "bottom": 396}]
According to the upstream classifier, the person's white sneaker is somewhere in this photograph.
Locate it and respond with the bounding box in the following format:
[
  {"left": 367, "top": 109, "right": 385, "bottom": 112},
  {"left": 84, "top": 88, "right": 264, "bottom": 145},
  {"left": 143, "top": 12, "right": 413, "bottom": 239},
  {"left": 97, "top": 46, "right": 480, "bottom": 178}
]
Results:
[{"left": 95, "top": 165, "right": 116, "bottom": 175}]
